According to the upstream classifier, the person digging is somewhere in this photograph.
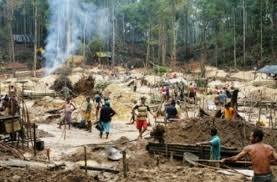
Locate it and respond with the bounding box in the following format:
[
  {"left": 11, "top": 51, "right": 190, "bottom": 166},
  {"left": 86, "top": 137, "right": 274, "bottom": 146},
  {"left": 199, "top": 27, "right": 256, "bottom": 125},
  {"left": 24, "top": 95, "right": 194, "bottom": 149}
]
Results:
[
  {"left": 132, "top": 96, "right": 156, "bottom": 139},
  {"left": 222, "top": 128, "right": 277, "bottom": 182}
]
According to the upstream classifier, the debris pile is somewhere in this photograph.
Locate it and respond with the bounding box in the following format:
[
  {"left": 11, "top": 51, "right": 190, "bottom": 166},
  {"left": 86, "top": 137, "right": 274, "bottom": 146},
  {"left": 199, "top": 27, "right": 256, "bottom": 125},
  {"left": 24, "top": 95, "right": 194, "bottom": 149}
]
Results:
[
  {"left": 118, "top": 152, "right": 247, "bottom": 182},
  {"left": 165, "top": 118, "right": 277, "bottom": 149},
  {"left": 73, "top": 75, "right": 95, "bottom": 96},
  {"left": 50, "top": 75, "right": 73, "bottom": 93},
  {"left": 0, "top": 168, "right": 94, "bottom": 182}
]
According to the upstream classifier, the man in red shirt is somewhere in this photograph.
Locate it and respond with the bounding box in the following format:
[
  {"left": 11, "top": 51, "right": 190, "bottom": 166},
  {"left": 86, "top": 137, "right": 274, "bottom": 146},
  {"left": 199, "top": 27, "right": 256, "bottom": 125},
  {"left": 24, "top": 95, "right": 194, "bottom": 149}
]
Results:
[{"left": 132, "top": 97, "right": 156, "bottom": 139}]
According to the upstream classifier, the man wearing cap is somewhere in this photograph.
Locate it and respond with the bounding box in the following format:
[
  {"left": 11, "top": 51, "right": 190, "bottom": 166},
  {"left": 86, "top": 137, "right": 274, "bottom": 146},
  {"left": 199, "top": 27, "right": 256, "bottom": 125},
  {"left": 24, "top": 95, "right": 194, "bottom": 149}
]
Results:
[{"left": 132, "top": 96, "right": 156, "bottom": 139}]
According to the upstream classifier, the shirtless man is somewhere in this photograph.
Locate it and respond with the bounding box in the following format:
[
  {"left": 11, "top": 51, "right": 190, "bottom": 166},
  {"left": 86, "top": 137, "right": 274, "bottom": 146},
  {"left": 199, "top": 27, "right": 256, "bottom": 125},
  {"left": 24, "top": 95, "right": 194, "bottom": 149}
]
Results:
[{"left": 222, "top": 128, "right": 277, "bottom": 182}]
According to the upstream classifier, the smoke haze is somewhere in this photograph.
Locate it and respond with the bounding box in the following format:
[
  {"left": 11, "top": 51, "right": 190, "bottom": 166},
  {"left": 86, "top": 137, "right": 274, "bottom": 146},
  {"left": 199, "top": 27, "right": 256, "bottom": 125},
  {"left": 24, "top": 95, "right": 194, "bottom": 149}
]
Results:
[{"left": 44, "top": 0, "right": 109, "bottom": 74}]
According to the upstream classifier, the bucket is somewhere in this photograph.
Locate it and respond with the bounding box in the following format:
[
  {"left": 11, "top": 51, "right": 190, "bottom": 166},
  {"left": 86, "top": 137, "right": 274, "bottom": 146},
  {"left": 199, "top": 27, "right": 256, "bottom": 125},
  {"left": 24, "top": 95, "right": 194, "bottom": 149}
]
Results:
[{"left": 35, "top": 140, "right": 44, "bottom": 151}]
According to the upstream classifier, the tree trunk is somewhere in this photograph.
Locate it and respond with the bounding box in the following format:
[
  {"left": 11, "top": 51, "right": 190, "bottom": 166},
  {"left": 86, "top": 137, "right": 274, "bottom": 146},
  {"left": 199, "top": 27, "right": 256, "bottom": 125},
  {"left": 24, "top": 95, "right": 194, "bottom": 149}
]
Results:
[
  {"left": 33, "top": 0, "right": 38, "bottom": 77},
  {"left": 259, "top": 0, "right": 263, "bottom": 68},
  {"left": 270, "top": 0, "right": 274, "bottom": 57},
  {"left": 215, "top": 43, "right": 218, "bottom": 67},
  {"left": 171, "top": 0, "right": 177, "bottom": 69},
  {"left": 146, "top": 25, "right": 151, "bottom": 68},
  {"left": 83, "top": 15, "right": 87, "bottom": 63},
  {"left": 161, "top": 22, "right": 166, "bottom": 66},
  {"left": 243, "top": 0, "right": 246, "bottom": 67},
  {"left": 112, "top": 0, "right": 115, "bottom": 66},
  {"left": 233, "top": 8, "right": 237, "bottom": 69},
  {"left": 8, "top": 5, "right": 15, "bottom": 63}
]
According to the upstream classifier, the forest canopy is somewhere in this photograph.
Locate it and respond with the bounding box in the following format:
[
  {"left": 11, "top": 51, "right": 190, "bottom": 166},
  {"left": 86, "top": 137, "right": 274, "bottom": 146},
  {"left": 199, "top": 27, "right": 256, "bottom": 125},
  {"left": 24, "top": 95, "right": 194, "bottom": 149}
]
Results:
[{"left": 0, "top": 0, "right": 276, "bottom": 70}]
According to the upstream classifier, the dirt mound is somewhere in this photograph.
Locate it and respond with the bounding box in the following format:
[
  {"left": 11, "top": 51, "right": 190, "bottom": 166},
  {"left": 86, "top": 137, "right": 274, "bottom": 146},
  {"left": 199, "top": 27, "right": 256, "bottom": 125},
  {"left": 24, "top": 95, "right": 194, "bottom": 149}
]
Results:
[
  {"left": 61, "top": 146, "right": 107, "bottom": 163},
  {"left": 0, "top": 168, "right": 95, "bottom": 182},
  {"left": 50, "top": 75, "right": 73, "bottom": 93},
  {"left": 74, "top": 75, "right": 95, "bottom": 96},
  {"left": 119, "top": 166, "right": 246, "bottom": 182},
  {"left": 119, "top": 151, "right": 247, "bottom": 182},
  {"left": 165, "top": 117, "right": 277, "bottom": 149},
  {"left": 104, "top": 84, "right": 143, "bottom": 120}
]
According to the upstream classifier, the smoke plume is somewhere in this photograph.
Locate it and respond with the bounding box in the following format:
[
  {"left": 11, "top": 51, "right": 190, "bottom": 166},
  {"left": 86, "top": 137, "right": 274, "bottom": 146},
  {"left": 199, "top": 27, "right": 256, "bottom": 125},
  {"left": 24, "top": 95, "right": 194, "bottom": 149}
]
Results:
[{"left": 44, "top": 0, "right": 109, "bottom": 74}]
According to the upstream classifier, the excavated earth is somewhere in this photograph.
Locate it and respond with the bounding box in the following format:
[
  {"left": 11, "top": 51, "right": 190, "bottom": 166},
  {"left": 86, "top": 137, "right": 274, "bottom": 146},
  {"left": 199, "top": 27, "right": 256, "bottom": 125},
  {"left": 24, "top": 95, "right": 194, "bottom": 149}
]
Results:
[{"left": 165, "top": 117, "right": 277, "bottom": 149}]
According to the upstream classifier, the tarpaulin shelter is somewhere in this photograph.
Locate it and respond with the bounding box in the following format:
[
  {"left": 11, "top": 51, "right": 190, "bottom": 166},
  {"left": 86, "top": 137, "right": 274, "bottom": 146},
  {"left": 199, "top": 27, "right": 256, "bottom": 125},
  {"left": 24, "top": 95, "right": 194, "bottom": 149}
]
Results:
[{"left": 258, "top": 65, "right": 277, "bottom": 75}]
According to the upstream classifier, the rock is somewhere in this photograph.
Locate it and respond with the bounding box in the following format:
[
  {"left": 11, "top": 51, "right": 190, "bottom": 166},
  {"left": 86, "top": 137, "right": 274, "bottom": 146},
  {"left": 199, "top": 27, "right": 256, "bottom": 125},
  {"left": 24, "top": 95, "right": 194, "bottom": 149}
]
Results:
[{"left": 12, "top": 175, "right": 21, "bottom": 181}]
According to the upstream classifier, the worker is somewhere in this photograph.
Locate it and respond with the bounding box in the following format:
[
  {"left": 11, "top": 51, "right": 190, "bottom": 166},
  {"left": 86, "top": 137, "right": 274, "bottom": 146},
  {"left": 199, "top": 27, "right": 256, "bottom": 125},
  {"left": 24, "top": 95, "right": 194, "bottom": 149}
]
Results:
[
  {"left": 81, "top": 97, "right": 92, "bottom": 132},
  {"left": 188, "top": 83, "right": 196, "bottom": 104},
  {"left": 99, "top": 102, "right": 116, "bottom": 139},
  {"left": 222, "top": 129, "right": 277, "bottom": 182},
  {"left": 133, "top": 79, "right": 138, "bottom": 92},
  {"left": 94, "top": 93, "right": 102, "bottom": 120},
  {"left": 103, "top": 96, "right": 111, "bottom": 107},
  {"left": 165, "top": 99, "right": 178, "bottom": 122},
  {"left": 127, "top": 100, "right": 137, "bottom": 125},
  {"left": 175, "top": 100, "right": 181, "bottom": 114},
  {"left": 60, "top": 86, "right": 72, "bottom": 99},
  {"left": 59, "top": 97, "right": 76, "bottom": 130},
  {"left": 218, "top": 90, "right": 227, "bottom": 105},
  {"left": 132, "top": 96, "right": 156, "bottom": 139},
  {"left": 196, "top": 128, "right": 221, "bottom": 160},
  {"left": 224, "top": 103, "right": 236, "bottom": 121},
  {"left": 8, "top": 85, "right": 17, "bottom": 97}
]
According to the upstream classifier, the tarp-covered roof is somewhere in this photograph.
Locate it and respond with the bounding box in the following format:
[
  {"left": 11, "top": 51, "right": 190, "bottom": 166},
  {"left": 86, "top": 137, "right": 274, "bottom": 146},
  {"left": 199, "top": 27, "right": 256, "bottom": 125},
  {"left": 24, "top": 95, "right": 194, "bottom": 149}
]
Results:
[
  {"left": 258, "top": 65, "right": 277, "bottom": 75},
  {"left": 13, "top": 34, "right": 33, "bottom": 44}
]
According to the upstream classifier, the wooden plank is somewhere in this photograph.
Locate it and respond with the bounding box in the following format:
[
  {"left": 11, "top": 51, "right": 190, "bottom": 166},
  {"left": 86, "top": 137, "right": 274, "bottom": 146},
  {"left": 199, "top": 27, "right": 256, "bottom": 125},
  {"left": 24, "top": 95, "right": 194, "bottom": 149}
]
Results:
[
  {"left": 80, "top": 166, "right": 119, "bottom": 174},
  {"left": 196, "top": 159, "right": 251, "bottom": 165}
]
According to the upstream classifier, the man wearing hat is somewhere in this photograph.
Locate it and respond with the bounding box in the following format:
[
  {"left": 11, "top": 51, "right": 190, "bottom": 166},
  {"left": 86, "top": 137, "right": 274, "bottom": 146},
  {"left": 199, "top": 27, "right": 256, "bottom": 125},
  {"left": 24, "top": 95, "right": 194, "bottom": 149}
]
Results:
[{"left": 132, "top": 96, "right": 156, "bottom": 139}]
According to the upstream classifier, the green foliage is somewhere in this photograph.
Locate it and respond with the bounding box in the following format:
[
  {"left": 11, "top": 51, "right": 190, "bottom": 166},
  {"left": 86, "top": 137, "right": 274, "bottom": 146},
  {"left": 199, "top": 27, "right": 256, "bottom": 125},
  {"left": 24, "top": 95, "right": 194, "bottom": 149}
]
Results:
[
  {"left": 0, "top": 0, "right": 276, "bottom": 69},
  {"left": 88, "top": 37, "right": 104, "bottom": 53},
  {"left": 154, "top": 65, "right": 169, "bottom": 75},
  {"left": 195, "top": 79, "right": 208, "bottom": 88}
]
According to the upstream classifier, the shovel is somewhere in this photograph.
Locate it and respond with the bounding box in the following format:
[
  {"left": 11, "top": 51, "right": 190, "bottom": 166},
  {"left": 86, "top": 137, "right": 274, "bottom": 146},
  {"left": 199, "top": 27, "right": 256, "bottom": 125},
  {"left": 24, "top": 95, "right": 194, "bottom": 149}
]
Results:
[{"left": 183, "top": 152, "right": 252, "bottom": 177}]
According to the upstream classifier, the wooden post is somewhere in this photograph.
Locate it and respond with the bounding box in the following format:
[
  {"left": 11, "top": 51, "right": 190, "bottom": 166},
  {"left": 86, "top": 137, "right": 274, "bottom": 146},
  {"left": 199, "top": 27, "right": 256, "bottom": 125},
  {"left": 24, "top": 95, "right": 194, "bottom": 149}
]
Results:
[
  {"left": 122, "top": 150, "right": 127, "bottom": 178},
  {"left": 269, "top": 105, "right": 273, "bottom": 129},
  {"left": 84, "top": 146, "right": 87, "bottom": 174},
  {"left": 258, "top": 103, "right": 262, "bottom": 122},
  {"left": 33, "top": 123, "right": 36, "bottom": 156},
  {"left": 170, "top": 151, "right": 174, "bottom": 162},
  {"left": 46, "top": 148, "right": 50, "bottom": 162},
  {"left": 165, "top": 144, "right": 168, "bottom": 157},
  {"left": 155, "top": 155, "right": 160, "bottom": 167}
]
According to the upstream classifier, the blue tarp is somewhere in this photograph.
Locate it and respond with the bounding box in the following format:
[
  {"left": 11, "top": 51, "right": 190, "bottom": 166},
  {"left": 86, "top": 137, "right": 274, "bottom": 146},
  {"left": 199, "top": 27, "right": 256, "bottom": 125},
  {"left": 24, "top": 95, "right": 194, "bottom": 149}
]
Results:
[{"left": 258, "top": 65, "right": 277, "bottom": 75}]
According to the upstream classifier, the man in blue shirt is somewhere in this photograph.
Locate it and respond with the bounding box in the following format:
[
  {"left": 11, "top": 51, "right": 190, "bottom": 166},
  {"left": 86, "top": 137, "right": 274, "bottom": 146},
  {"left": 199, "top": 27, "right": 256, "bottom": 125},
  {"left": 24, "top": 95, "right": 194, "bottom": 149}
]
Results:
[
  {"left": 165, "top": 99, "right": 178, "bottom": 121},
  {"left": 197, "top": 128, "right": 221, "bottom": 160}
]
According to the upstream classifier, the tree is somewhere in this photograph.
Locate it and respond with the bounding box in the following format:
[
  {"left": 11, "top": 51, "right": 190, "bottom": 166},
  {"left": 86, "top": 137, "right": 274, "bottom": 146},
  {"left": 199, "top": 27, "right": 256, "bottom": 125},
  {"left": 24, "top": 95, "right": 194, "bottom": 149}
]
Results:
[{"left": 33, "top": 0, "right": 37, "bottom": 76}]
